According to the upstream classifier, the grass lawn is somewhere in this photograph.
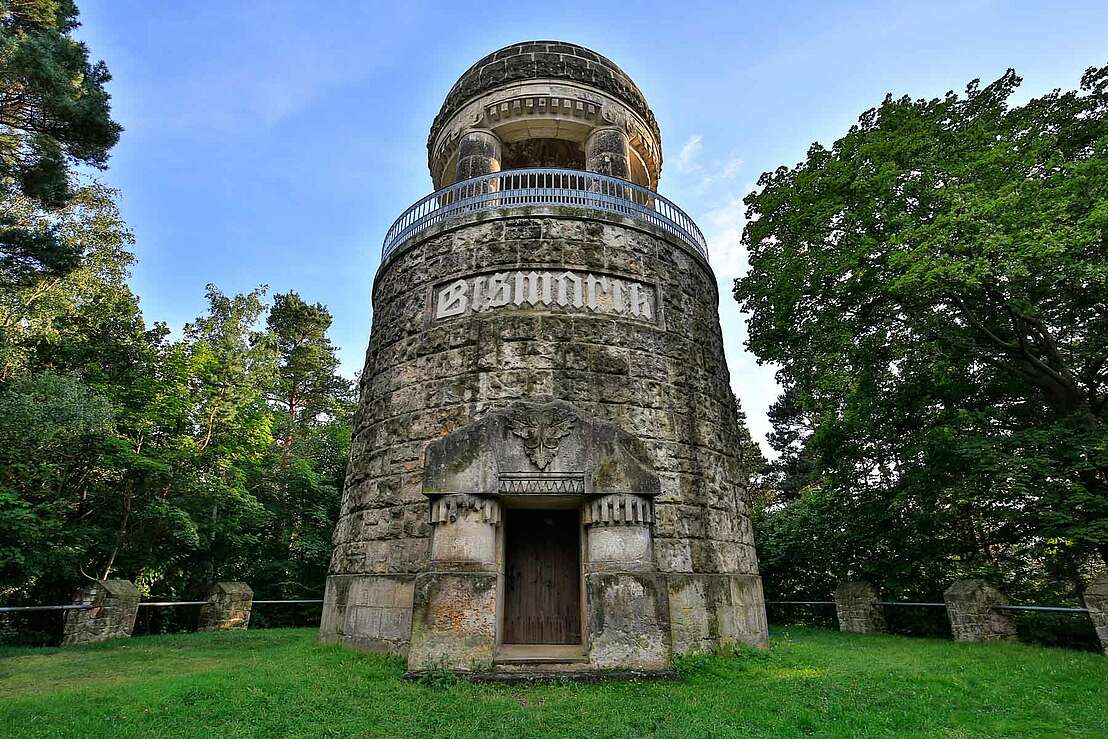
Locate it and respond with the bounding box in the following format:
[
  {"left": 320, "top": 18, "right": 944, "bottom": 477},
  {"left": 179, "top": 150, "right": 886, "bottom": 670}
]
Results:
[{"left": 1, "top": 626, "right": 1106, "bottom": 738}]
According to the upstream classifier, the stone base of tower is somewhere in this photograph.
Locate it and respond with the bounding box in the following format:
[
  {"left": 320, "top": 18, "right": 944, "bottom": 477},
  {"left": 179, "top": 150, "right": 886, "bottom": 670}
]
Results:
[
  {"left": 319, "top": 574, "right": 415, "bottom": 654},
  {"left": 667, "top": 573, "right": 769, "bottom": 652},
  {"left": 321, "top": 401, "right": 769, "bottom": 674}
]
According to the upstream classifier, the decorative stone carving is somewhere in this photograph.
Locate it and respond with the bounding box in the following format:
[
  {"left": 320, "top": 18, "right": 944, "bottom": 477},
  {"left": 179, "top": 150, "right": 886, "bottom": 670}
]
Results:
[
  {"left": 62, "top": 579, "right": 140, "bottom": 646},
  {"left": 583, "top": 493, "right": 655, "bottom": 526},
  {"left": 432, "top": 270, "right": 658, "bottom": 323},
  {"left": 833, "top": 581, "right": 887, "bottom": 634},
  {"left": 1084, "top": 572, "right": 1108, "bottom": 656},
  {"left": 508, "top": 405, "right": 576, "bottom": 469},
  {"left": 497, "top": 473, "right": 585, "bottom": 495},
  {"left": 421, "top": 400, "right": 661, "bottom": 499},
  {"left": 198, "top": 582, "right": 253, "bottom": 631},
  {"left": 943, "top": 579, "right": 1018, "bottom": 642},
  {"left": 428, "top": 493, "right": 501, "bottom": 525}
]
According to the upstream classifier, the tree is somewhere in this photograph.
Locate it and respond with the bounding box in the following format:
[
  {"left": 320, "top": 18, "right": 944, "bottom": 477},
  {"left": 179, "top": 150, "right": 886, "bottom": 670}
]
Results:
[
  {"left": 0, "top": 0, "right": 122, "bottom": 283},
  {"left": 736, "top": 64, "right": 1108, "bottom": 600},
  {"left": 264, "top": 292, "right": 351, "bottom": 460},
  {"left": 254, "top": 291, "right": 352, "bottom": 597}
]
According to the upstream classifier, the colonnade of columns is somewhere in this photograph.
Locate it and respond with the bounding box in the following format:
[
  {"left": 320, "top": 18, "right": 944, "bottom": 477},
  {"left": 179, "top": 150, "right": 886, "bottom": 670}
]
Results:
[{"left": 453, "top": 126, "right": 632, "bottom": 184}]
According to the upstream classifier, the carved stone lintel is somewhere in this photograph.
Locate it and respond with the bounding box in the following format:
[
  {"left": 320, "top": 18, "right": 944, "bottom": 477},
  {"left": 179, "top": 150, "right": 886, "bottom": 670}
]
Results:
[
  {"left": 428, "top": 493, "right": 501, "bottom": 525},
  {"left": 583, "top": 494, "right": 655, "bottom": 527}
]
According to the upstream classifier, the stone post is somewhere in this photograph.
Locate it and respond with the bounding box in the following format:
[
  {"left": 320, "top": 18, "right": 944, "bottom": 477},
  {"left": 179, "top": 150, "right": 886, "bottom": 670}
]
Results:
[
  {"left": 1083, "top": 572, "right": 1108, "bottom": 656},
  {"left": 455, "top": 130, "right": 501, "bottom": 183},
  {"left": 585, "top": 126, "right": 632, "bottom": 181},
  {"left": 583, "top": 494, "right": 671, "bottom": 669},
  {"left": 833, "top": 581, "right": 886, "bottom": 634},
  {"left": 408, "top": 494, "right": 501, "bottom": 671},
  {"left": 198, "top": 582, "right": 253, "bottom": 630},
  {"left": 61, "top": 579, "right": 140, "bottom": 646},
  {"left": 943, "top": 579, "right": 1018, "bottom": 642}
]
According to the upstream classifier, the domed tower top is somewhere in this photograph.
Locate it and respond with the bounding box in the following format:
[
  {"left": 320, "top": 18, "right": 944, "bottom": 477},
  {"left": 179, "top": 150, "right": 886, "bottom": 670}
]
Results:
[{"left": 427, "top": 41, "right": 663, "bottom": 190}]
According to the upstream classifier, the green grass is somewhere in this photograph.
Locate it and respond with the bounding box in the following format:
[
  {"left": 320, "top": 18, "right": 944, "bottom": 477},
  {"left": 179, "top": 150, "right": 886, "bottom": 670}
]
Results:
[{"left": 1, "top": 627, "right": 1106, "bottom": 738}]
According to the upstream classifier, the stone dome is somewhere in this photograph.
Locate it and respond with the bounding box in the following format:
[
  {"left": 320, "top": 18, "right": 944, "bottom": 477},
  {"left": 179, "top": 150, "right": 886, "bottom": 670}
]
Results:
[{"left": 427, "top": 41, "right": 663, "bottom": 185}]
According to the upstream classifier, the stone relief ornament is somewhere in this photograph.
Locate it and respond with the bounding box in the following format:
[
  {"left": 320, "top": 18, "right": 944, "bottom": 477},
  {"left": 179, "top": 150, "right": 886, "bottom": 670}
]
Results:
[
  {"left": 508, "top": 406, "right": 576, "bottom": 470},
  {"left": 433, "top": 269, "right": 658, "bottom": 323}
]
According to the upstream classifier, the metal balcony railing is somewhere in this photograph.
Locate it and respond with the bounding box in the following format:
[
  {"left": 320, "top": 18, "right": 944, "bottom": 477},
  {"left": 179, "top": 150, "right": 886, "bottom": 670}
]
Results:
[{"left": 381, "top": 167, "right": 709, "bottom": 263}]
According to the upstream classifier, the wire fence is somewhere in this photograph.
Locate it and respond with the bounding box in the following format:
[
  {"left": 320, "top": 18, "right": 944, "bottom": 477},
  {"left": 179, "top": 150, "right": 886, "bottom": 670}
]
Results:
[
  {"left": 767, "top": 600, "right": 1090, "bottom": 614},
  {"left": 766, "top": 598, "right": 1100, "bottom": 652},
  {"left": 1, "top": 598, "right": 324, "bottom": 613}
]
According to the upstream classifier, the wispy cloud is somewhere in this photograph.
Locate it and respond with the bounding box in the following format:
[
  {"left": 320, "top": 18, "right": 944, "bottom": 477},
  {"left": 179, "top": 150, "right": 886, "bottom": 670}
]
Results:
[{"left": 677, "top": 134, "right": 704, "bottom": 172}]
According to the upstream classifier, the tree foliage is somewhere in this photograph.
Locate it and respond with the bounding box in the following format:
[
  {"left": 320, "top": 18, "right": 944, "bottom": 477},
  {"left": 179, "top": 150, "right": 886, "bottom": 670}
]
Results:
[
  {"left": 0, "top": 0, "right": 121, "bottom": 284},
  {"left": 737, "top": 64, "right": 1108, "bottom": 602},
  {"left": 0, "top": 183, "right": 353, "bottom": 619}
]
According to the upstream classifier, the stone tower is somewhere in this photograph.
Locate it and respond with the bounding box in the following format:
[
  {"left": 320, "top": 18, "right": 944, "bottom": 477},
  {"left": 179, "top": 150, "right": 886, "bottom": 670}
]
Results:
[{"left": 321, "top": 41, "right": 768, "bottom": 673}]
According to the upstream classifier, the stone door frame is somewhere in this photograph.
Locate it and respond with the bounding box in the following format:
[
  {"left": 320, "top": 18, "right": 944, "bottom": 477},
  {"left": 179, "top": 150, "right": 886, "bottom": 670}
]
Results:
[
  {"left": 498, "top": 499, "right": 586, "bottom": 649},
  {"left": 407, "top": 400, "right": 671, "bottom": 670}
]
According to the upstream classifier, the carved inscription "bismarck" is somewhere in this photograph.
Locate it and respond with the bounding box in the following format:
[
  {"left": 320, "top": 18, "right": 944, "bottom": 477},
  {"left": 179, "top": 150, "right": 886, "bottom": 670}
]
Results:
[{"left": 433, "top": 270, "right": 658, "bottom": 322}]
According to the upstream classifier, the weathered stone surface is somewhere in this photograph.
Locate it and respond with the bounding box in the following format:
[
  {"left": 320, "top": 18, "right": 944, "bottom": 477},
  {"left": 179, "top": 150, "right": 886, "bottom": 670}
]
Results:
[
  {"left": 585, "top": 127, "right": 631, "bottom": 180},
  {"left": 407, "top": 573, "right": 498, "bottom": 670},
  {"left": 834, "top": 581, "right": 887, "bottom": 634},
  {"left": 323, "top": 41, "right": 768, "bottom": 672},
  {"left": 587, "top": 524, "right": 653, "bottom": 573},
  {"left": 667, "top": 573, "right": 768, "bottom": 652},
  {"left": 198, "top": 582, "right": 253, "bottom": 631},
  {"left": 61, "top": 579, "right": 139, "bottom": 646},
  {"left": 455, "top": 130, "right": 501, "bottom": 182},
  {"left": 428, "top": 494, "right": 499, "bottom": 570},
  {"left": 1085, "top": 572, "right": 1108, "bottom": 656},
  {"left": 944, "top": 579, "right": 1018, "bottom": 642},
  {"left": 586, "top": 573, "right": 671, "bottom": 669},
  {"left": 422, "top": 400, "right": 661, "bottom": 498},
  {"left": 320, "top": 574, "right": 415, "bottom": 653}
]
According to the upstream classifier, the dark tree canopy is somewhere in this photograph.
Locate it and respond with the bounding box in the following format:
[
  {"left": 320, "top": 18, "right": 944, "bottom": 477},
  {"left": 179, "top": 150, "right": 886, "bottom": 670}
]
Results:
[
  {"left": 0, "top": 0, "right": 122, "bottom": 284},
  {"left": 737, "top": 64, "right": 1108, "bottom": 603}
]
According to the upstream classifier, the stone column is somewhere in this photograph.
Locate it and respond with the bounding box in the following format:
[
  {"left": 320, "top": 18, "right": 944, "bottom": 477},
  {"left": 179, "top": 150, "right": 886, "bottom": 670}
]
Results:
[
  {"left": 1082, "top": 572, "right": 1108, "bottom": 656},
  {"left": 583, "top": 494, "right": 671, "bottom": 669},
  {"left": 943, "top": 579, "right": 1018, "bottom": 642},
  {"left": 833, "top": 581, "right": 886, "bottom": 634},
  {"left": 62, "top": 579, "right": 140, "bottom": 646},
  {"left": 585, "top": 126, "right": 631, "bottom": 181},
  {"left": 198, "top": 582, "right": 253, "bottom": 631},
  {"left": 455, "top": 130, "right": 501, "bottom": 183},
  {"left": 408, "top": 494, "right": 501, "bottom": 671}
]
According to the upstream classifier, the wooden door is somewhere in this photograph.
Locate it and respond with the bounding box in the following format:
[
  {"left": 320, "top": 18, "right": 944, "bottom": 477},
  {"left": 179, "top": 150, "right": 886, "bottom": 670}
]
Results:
[{"left": 503, "top": 509, "right": 581, "bottom": 644}]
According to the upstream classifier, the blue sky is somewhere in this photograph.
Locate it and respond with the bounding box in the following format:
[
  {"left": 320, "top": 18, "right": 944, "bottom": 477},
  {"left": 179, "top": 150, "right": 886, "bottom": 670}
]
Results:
[{"left": 75, "top": 1, "right": 1108, "bottom": 453}]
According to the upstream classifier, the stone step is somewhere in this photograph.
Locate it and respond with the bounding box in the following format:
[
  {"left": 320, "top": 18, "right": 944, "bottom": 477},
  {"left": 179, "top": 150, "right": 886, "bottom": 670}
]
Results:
[{"left": 493, "top": 644, "right": 589, "bottom": 665}]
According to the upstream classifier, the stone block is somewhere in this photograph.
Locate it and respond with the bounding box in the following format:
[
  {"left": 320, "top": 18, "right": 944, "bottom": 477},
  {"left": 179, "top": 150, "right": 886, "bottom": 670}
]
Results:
[
  {"left": 586, "top": 525, "right": 653, "bottom": 573},
  {"left": 667, "top": 573, "right": 768, "bottom": 653},
  {"left": 198, "top": 582, "right": 253, "bottom": 631},
  {"left": 586, "top": 572, "right": 671, "bottom": 670},
  {"left": 61, "top": 579, "right": 140, "bottom": 646},
  {"left": 320, "top": 574, "right": 415, "bottom": 654},
  {"left": 1084, "top": 572, "right": 1108, "bottom": 656},
  {"left": 407, "top": 572, "right": 498, "bottom": 671},
  {"left": 833, "top": 581, "right": 887, "bottom": 634},
  {"left": 943, "top": 579, "right": 1018, "bottom": 642}
]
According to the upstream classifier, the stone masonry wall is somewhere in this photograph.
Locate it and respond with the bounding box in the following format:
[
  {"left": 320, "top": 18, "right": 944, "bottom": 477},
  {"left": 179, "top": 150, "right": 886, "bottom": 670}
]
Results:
[
  {"left": 61, "top": 579, "right": 140, "bottom": 646},
  {"left": 1085, "top": 573, "right": 1108, "bottom": 656},
  {"left": 321, "top": 209, "right": 766, "bottom": 653}
]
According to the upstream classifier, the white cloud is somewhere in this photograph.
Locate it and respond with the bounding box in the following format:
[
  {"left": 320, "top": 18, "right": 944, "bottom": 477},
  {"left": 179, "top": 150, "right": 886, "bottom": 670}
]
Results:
[{"left": 677, "top": 134, "right": 704, "bottom": 172}]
